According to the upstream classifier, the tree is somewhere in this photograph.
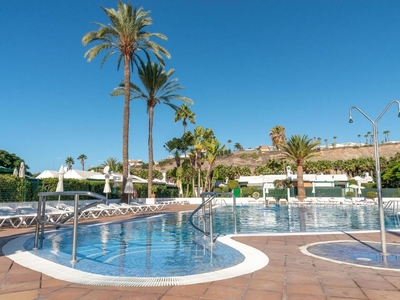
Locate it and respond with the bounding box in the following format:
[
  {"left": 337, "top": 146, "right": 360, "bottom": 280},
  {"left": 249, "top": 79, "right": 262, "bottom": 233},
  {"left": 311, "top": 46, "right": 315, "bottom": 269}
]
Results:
[
  {"left": 101, "top": 157, "right": 122, "bottom": 172},
  {"left": 65, "top": 157, "right": 75, "bottom": 170},
  {"left": 164, "top": 138, "right": 185, "bottom": 167},
  {"left": 269, "top": 125, "right": 286, "bottom": 150},
  {"left": 77, "top": 154, "right": 87, "bottom": 170},
  {"left": 112, "top": 59, "right": 193, "bottom": 197},
  {"left": 228, "top": 139, "right": 232, "bottom": 150},
  {"left": 383, "top": 130, "right": 390, "bottom": 143},
  {"left": 366, "top": 131, "right": 372, "bottom": 144},
  {"left": 332, "top": 136, "right": 337, "bottom": 148},
  {"left": 0, "top": 150, "right": 29, "bottom": 173},
  {"left": 203, "top": 137, "right": 226, "bottom": 191},
  {"left": 279, "top": 135, "right": 320, "bottom": 201},
  {"left": 82, "top": 1, "right": 170, "bottom": 202},
  {"left": 174, "top": 104, "right": 196, "bottom": 134},
  {"left": 357, "top": 134, "right": 361, "bottom": 144},
  {"left": 324, "top": 139, "right": 328, "bottom": 149},
  {"left": 234, "top": 142, "right": 244, "bottom": 152}
]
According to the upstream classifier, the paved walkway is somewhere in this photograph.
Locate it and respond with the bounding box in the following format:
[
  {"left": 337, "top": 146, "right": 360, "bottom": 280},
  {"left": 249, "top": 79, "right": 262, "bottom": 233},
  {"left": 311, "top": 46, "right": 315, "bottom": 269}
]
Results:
[{"left": 1, "top": 205, "right": 400, "bottom": 299}]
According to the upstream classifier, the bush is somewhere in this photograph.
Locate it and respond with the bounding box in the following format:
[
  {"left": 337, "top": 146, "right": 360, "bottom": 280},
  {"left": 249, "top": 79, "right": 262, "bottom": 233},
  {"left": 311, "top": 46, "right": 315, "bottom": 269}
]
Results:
[
  {"left": 366, "top": 191, "right": 377, "bottom": 199},
  {"left": 346, "top": 191, "right": 355, "bottom": 198}
]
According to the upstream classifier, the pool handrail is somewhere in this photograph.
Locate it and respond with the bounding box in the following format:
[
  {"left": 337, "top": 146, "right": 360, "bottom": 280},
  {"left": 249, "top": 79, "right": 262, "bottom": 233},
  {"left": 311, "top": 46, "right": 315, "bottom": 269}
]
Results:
[
  {"left": 189, "top": 192, "right": 237, "bottom": 244},
  {"left": 34, "top": 191, "right": 107, "bottom": 263}
]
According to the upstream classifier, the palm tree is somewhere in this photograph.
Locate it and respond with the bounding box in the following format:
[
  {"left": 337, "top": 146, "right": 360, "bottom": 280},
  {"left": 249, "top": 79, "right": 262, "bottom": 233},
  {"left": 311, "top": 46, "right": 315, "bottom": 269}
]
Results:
[
  {"left": 357, "top": 134, "right": 361, "bottom": 144},
  {"left": 77, "top": 154, "right": 87, "bottom": 170},
  {"left": 280, "top": 135, "right": 320, "bottom": 202},
  {"left": 332, "top": 136, "right": 337, "bottom": 148},
  {"left": 82, "top": 1, "right": 170, "bottom": 202},
  {"left": 203, "top": 137, "right": 226, "bottom": 191},
  {"left": 324, "top": 139, "right": 328, "bottom": 148},
  {"left": 164, "top": 138, "right": 184, "bottom": 167},
  {"left": 174, "top": 104, "right": 196, "bottom": 134},
  {"left": 65, "top": 157, "right": 75, "bottom": 170},
  {"left": 234, "top": 142, "right": 244, "bottom": 152},
  {"left": 228, "top": 139, "right": 232, "bottom": 150},
  {"left": 101, "top": 157, "right": 122, "bottom": 172},
  {"left": 383, "top": 130, "right": 390, "bottom": 143},
  {"left": 366, "top": 131, "right": 372, "bottom": 144},
  {"left": 112, "top": 59, "right": 193, "bottom": 197},
  {"left": 269, "top": 125, "right": 286, "bottom": 150}
]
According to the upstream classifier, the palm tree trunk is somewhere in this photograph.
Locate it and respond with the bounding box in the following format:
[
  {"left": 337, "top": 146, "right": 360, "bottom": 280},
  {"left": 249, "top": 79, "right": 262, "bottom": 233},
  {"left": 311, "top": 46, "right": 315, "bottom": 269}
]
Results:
[
  {"left": 297, "top": 164, "right": 305, "bottom": 202},
  {"left": 148, "top": 106, "right": 154, "bottom": 198},
  {"left": 121, "top": 55, "right": 131, "bottom": 203}
]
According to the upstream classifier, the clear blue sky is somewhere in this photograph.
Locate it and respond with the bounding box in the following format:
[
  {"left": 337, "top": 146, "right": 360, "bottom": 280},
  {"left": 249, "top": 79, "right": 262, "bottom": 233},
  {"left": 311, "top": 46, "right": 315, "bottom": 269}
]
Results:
[{"left": 2, "top": 0, "right": 400, "bottom": 174}]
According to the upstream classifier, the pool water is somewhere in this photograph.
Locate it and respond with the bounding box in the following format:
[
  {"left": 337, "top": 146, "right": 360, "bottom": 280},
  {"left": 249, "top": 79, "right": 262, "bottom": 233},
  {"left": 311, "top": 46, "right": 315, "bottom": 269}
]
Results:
[
  {"left": 208, "top": 204, "right": 400, "bottom": 233},
  {"left": 24, "top": 214, "right": 245, "bottom": 277},
  {"left": 23, "top": 204, "right": 400, "bottom": 277}
]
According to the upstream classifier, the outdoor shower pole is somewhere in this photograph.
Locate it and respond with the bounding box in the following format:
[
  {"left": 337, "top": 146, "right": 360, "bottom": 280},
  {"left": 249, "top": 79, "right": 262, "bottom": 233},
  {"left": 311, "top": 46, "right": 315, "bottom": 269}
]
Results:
[{"left": 349, "top": 100, "right": 400, "bottom": 256}]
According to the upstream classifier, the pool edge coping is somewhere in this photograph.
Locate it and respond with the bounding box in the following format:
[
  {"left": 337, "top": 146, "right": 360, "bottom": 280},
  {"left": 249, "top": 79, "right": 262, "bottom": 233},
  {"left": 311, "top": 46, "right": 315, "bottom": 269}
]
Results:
[{"left": 2, "top": 233, "right": 269, "bottom": 287}]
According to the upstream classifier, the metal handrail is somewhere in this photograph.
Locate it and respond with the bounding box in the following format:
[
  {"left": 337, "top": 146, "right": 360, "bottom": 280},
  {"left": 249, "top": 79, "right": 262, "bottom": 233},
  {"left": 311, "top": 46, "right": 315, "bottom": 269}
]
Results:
[
  {"left": 33, "top": 191, "right": 107, "bottom": 263},
  {"left": 189, "top": 192, "right": 237, "bottom": 244}
]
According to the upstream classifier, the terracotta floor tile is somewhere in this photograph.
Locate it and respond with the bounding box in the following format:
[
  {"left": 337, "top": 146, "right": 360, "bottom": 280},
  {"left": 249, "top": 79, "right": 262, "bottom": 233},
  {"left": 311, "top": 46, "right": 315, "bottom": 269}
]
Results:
[
  {"left": 0, "top": 289, "right": 39, "bottom": 300},
  {"left": 362, "top": 288, "right": 400, "bottom": 300},
  {"left": 244, "top": 289, "right": 282, "bottom": 300},
  {"left": 248, "top": 278, "right": 283, "bottom": 291},
  {"left": 323, "top": 285, "right": 367, "bottom": 298},
  {"left": 203, "top": 284, "right": 245, "bottom": 300},
  {"left": 41, "top": 287, "right": 91, "bottom": 300},
  {"left": 165, "top": 283, "right": 209, "bottom": 298},
  {"left": 285, "top": 283, "right": 324, "bottom": 296},
  {"left": 78, "top": 289, "right": 127, "bottom": 300},
  {"left": 354, "top": 278, "right": 398, "bottom": 291}
]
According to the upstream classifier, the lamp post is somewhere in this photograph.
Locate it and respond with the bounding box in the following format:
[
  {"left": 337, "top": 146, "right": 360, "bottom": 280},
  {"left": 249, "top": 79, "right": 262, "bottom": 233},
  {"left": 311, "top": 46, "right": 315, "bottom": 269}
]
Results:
[{"left": 349, "top": 100, "right": 400, "bottom": 255}]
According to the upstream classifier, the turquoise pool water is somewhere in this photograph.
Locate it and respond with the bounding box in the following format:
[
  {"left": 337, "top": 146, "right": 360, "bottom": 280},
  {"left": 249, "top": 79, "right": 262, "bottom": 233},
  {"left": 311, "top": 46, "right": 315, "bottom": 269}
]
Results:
[{"left": 23, "top": 204, "right": 400, "bottom": 278}]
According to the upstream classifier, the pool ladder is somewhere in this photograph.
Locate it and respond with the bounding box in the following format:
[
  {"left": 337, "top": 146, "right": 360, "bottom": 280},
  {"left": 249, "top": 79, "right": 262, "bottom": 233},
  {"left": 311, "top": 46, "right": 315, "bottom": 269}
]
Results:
[
  {"left": 189, "top": 192, "right": 237, "bottom": 244},
  {"left": 33, "top": 191, "right": 107, "bottom": 263},
  {"left": 384, "top": 199, "right": 400, "bottom": 224}
]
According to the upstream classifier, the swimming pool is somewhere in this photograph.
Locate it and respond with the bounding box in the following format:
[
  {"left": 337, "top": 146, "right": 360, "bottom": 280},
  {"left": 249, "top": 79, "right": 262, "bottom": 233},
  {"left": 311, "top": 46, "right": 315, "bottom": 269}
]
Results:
[{"left": 4, "top": 204, "right": 399, "bottom": 286}]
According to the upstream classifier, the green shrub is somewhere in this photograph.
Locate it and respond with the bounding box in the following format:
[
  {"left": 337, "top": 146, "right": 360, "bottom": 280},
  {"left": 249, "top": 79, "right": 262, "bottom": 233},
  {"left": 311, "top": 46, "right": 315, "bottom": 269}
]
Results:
[
  {"left": 366, "top": 191, "right": 377, "bottom": 199},
  {"left": 346, "top": 191, "right": 355, "bottom": 198}
]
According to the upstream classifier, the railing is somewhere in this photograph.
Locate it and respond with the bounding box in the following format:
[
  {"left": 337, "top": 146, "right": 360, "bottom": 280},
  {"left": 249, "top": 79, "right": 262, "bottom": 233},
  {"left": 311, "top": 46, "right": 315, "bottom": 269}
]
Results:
[
  {"left": 33, "top": 191, "right": 107, "bottom": 263},
  {"left": 384, "top": 199, "right": 400, "bottom": 224},
  {"left": 189, "top": 192, "right": 237, "bottom": 244}
]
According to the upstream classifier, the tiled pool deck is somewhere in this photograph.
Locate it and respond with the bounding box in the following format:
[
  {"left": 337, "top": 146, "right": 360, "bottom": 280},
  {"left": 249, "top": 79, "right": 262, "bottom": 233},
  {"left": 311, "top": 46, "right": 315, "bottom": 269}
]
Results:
[{"left": 1, "top": 205, "right": 400, "bottom": 300}]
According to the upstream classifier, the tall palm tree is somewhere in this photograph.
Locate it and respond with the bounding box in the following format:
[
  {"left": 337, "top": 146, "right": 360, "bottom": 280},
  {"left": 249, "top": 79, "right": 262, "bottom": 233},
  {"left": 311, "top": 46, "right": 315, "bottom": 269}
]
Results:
[
  {"left": 280, "top": 135, "right": 320, "bottom": 202},
  {"left": 65, "top": 157, "right": 75, "bottom": 170},
  {"left": 383, "top": 130, "right": 390, "bottom": 143},
  {"left": 228, "top": 139, "right": 232, "bottom": 150},
  {"left": 82, "top": 1, "right": 170, "bottom": 202},
  {"left": 174, "top": 104, "right": 196, "bottom": 134},
  {"left": 366, "top": 131, "right": 372, "bottom": 144},
  {"left": 112, "top": 59, "right": 193, "bottom": 197},
  {"left": 77, "top": 154, "right": 87, "bottom": 170},
  {"left": 203, "top": 137, "right": 226, "bottom": 191},
  {"left": 269, "top": 125, "right": 286, "bottom": 150}
]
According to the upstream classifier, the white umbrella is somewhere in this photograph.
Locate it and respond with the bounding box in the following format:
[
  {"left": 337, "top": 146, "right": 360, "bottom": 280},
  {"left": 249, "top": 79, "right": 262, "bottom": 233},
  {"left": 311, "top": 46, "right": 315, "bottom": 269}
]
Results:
[
  {"left": 56, "top": 165, "right": 65, "bottom": 192},
  {"left": 358, "top": 184, "right": 362, "bottom": 196},
  {"left": 19, "top": 162, "right": 25, "bottom": 178},
  {"left": 56, "top": 165, "right": 65, "bottom": 203},
  {"left": 124, "top": 167, "right": 134, "bottom": 203},
  {"left": 103, "top": 172, "right": 111, "bottom": 198},
  {"left": 13, "top": 168, "right": 18, "bottom": 176}
]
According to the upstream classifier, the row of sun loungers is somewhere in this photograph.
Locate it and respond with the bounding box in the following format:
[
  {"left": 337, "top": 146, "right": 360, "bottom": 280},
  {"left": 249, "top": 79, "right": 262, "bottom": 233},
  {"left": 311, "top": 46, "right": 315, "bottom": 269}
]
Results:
[
  {"left": 265, "top": 197, "right": 378, "bottom": 205},
  {"left": 0, "top": 202, "right": 166, "bottom": 228}
]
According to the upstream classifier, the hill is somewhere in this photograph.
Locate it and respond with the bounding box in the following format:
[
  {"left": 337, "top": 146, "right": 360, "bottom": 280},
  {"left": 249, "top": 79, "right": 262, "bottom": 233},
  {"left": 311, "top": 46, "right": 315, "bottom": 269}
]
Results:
[{"left": 154, "top": 143, "right": 400, "bottom": 173}]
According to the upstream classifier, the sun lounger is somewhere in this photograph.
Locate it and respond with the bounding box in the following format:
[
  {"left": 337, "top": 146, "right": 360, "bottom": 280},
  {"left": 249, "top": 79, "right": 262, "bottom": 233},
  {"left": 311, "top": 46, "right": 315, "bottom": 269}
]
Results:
[{"left": 130, "top": 201, "right": 165, "bottom": 212}]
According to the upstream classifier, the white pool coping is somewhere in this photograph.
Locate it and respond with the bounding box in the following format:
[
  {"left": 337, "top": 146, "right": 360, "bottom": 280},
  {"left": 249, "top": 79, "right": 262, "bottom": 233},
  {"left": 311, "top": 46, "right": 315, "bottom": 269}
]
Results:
[{"left": 2, "top": 233, "right": 269, "bottom": 287}]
